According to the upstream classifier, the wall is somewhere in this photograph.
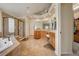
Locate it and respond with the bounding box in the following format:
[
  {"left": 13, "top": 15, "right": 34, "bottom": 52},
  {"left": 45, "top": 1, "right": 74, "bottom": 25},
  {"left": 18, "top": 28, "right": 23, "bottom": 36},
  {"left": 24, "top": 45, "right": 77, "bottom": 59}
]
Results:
[
  {"left": 29, "top": 20, "right": 35, "bottom": 36},
  {"left": 55, "top": 4, "right": 61, "bottom": 56},
  {"left": 25, "top": 17, "right": 30, "bottom": 38},
  {"left": 61, "top": 4, "right": 73, "bottom": 55},
  {"left": 0, "top": 10, "right": 3, "bottom": 32},
  {"left": 55, "top": 4, "right": 73, "bottom": 56}
]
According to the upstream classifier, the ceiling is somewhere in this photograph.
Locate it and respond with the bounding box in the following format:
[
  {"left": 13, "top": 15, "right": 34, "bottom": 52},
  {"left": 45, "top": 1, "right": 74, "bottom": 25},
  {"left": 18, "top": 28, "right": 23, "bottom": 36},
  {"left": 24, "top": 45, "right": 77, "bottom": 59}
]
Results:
[
  {"left": 0, "top": 3, "right": 51, "bottom": 19},
  {"left": 73, "top": 3, "right": 79, "bottom": 19},
  {"left": 73, "top": 3, "right": 79, "bottom": 13}
]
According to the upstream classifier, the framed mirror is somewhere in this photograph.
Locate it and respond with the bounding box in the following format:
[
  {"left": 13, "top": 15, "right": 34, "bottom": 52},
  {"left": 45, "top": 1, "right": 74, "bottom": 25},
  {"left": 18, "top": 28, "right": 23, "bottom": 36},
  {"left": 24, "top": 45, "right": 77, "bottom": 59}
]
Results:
[
  {"left": 43, "top": 23, "right": 50, "bottom": 30},
  {"left": 51, "top": 17, "right": 56, "bottom": 30}
]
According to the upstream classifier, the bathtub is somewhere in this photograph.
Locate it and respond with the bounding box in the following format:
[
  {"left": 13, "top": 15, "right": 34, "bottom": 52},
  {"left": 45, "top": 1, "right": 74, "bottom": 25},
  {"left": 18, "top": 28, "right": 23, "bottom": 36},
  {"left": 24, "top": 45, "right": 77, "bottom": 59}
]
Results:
[{"left": 0, "top": 37, "right": 13, "bottom": 52}]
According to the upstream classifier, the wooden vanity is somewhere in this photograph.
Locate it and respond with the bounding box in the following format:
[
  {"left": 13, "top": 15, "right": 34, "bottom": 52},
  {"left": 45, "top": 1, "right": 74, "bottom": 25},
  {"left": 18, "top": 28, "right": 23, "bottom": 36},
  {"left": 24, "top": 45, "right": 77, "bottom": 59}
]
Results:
[
  {"left": 49, "top": 32, "right": 55, "bottom": 49},
  {"left": 34, "top": 30, "right": 55, "bottom": 49},
  {"left": 74, "top": 18, "right": 79, "bottom": 43},
  {"left": 34, "top": 30, "right": 41, "bottom": 39},
  {"left": 34, "top": 30, "right": 47, "bottom": 39}
]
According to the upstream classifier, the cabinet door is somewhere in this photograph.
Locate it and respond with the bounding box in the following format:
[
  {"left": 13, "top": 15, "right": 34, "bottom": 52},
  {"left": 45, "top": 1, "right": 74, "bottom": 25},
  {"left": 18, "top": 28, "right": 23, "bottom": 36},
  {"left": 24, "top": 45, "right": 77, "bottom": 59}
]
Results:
[
  {"left": 49, "top": 32, "right": 55, "bottom": 49},
  {"left": 34, "top": 31, "right": 41, "bottom": 39}
]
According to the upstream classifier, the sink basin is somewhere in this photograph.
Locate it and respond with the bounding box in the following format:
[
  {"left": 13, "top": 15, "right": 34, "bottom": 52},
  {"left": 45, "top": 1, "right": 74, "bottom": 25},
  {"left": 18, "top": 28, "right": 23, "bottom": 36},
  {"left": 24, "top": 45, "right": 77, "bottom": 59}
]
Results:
[{"left": 0, "top": 38, "right": 13, "bottom": 52}]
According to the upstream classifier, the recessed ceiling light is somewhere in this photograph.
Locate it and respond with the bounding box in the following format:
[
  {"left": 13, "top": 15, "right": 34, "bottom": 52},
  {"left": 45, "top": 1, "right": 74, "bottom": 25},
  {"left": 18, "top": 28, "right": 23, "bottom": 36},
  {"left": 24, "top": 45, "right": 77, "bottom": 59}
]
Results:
[{"left": 26, "top": 7, "right": 30, "bottom": 15}]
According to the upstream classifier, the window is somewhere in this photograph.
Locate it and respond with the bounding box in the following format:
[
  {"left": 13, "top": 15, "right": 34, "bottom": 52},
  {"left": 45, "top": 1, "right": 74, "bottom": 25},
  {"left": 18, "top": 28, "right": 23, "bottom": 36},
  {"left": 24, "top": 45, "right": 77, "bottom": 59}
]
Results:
[{"left": 8, "top": 18, "right": 15, "bottom": 33}]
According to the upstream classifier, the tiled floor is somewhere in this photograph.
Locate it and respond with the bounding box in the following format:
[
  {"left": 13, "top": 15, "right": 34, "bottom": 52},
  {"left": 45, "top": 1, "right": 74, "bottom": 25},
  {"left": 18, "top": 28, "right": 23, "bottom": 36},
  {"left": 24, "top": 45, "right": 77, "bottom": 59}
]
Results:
[{"left": 8, "top": 36, "right": 55, "bottom": 56}]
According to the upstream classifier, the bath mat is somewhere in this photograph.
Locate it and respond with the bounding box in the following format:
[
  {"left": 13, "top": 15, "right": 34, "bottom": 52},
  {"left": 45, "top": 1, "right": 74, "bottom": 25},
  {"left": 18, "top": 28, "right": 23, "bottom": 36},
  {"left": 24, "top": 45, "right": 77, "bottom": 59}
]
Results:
[{"left": 44, "top": 43, "right": 55, "bottom": 50}]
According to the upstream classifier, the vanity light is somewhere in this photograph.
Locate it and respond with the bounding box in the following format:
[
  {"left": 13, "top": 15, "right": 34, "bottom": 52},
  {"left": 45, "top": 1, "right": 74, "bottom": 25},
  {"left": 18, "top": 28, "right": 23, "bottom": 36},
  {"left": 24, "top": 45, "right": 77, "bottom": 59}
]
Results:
[
  {"left": 45, "top": 26, "right": 49, "bottom": 30},
  {"left": 34, "top": 26, "right": 37, "bottom": 30},
  {"left": 46, "top": 34, "right": 50, "bottom": 38}
]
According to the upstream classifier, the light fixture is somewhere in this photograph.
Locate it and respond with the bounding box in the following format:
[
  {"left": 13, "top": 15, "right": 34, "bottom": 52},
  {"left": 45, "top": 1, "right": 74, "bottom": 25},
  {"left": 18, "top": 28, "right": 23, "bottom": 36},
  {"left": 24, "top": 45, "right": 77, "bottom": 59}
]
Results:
[{"left": 26, "top": 7, "right": 30, "bottom": 15}]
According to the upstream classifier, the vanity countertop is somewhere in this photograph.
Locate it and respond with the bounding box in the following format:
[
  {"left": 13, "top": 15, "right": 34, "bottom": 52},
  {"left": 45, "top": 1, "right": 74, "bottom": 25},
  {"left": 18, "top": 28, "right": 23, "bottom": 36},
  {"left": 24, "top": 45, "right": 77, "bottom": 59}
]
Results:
[
  {"left": 0, "top": 39, "right": 20, "bottom": 56},
  {"left": 35, "top": 29, "right": 56, "bottom": 33}
]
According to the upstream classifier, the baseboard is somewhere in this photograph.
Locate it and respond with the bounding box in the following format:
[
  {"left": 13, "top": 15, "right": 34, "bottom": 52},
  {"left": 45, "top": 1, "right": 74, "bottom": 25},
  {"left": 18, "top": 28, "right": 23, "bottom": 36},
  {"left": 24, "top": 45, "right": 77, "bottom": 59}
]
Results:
[
  {"left": 55, "top": 50, "right": 61, "bottom": 56},
  {"left": 61, "top": 51, "right": 73, "bottom": 56},
  {"left": 55, "top": 50, "right": 73, "bottom": 56}
]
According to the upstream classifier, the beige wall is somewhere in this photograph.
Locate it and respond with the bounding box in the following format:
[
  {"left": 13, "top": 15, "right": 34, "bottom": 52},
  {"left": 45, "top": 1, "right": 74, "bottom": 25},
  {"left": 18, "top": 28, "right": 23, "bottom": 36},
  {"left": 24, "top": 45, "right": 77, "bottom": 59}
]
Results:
[
  {"left": 55, "top": 4, "right": 61, "bottom": 56},
  {"left": 61, "top": 4, "right": 73, "bottom": 55},
  {"left": 29, "top": 20, "right": 35, "bottom": 36},
  {"left": 55, "top": 4, "right": 73, "bottom": 55},
  {"left": 0, "top": 10, "right": 3, "bottom": 32},
  {"left": 25, "top": 17, "right": 30, "bottom": 38}
]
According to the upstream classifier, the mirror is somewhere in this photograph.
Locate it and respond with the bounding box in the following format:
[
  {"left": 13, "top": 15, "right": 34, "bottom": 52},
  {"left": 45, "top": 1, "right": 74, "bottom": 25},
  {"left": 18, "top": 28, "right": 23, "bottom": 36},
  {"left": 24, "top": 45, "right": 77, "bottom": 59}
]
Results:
[
  {"left": 42, "top": 19, "right": 51, "bottom": 31},
  {"left": 43, "top": 23, "right": 50, "bottom": 31},
  {"left": 34, "top": 17, "right": 56, "bottom": 32},
  {"left": 2, "top": 17, "right": 15, "bottom": 37},
  {"left": 51, "top": 17, "right": 56, "bottom": 30},
  {"left": 34, "top": 21, "right": 43, "bottom": 30},
  {"left": 34, "top": 20, "right": 50, "bottom": 31}
]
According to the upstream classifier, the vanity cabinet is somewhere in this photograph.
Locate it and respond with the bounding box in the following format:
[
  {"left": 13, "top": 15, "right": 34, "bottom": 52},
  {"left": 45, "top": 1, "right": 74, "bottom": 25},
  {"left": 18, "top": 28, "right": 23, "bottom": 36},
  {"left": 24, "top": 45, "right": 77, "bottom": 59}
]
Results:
[
  {"left": 34, "top": 30, "right": 47, "bottom": 39},
  {"left": 41, "top": 31, "right": 47, "bottom": 39},
  {"left": 34, "top": 31, "right": 41, "bottom": 39},
  {"left": 74, "top": 18, "right": 79, "bottom": 43},
  {"left": 49, "top": 32, "right": 55, "bottom": 49},
  {"left": 34, "top": 30, "right": 55, "bottom": 49},
  {"left": 74, "top": 34, "right": 79, "bottom": 43}
]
